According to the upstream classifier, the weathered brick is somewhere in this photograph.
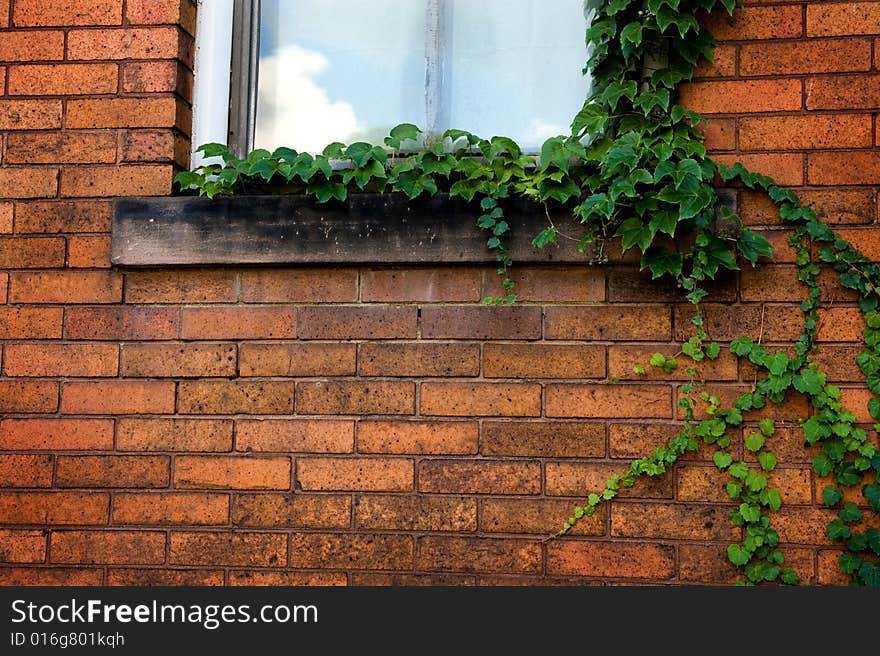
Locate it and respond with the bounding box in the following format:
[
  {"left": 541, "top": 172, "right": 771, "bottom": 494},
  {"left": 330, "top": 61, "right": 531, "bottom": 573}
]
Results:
[
  {"left": 0, "top": 203, "right": 11, "bottom": 233},
  {"left": 297, "top": 457, "right": 413, "bottom": 492},
  {"left": 0, "top": 30, "right": 65, "bottom": 60},
  {"left": 713, "top": 154, "right": 804, "bottom": 186},
  {"left": 836, "top": 227, "right": 880, "bottom": 261},
  {"left": 0, "top": 455, "right": 53, "bottom": 488},
  {"left": 481, "top": 266, "right": 605, "bottom": 302},
  {"left": 121, "top": 129, "right": 188, "bottom": 164},
  {"left": 68, "top": 27, "right": 180, "bottom": 60},
  {"left": 178, "top": 381, "right": 294, "bottom": 415},
  {"left": 674, "top": 303, "right": 804, "bottom": 342},
  {"left": 107, "top": 568, "right": 223, "bottom": 586},
  {"left": 480, "top": 498, "right": 605, "bottom": 536},
  {"left": 704, "top": 5, "right": 802, "bottom": 41},
  {"left": 839, "top": 387, "right": 875, "bottom": 423},
  {"left": 807, "top": 2, "right": 880, "bottom": 37},
  {"left": 817, "top": 307, "right": 864, "bottom": 342},
  {"left": 677, "top": 464, "right": 812, "bottom": 504},
  {"left": 361, "top": 268, "right": 481, "bottom": 302},
  {"left": 66, "top": 306, "right": 178, "bottom": 340},
  {"left": 174, "top": 456, "right": 290, "bottom": 490},
  {"left": 810, "top": 344, "right": 864, "bottom": 382},
  {"left": 14, "top": 0, "right": 122, "bottom": 26},
  {"left": 180, "top": 306, "right": 296, "bottom": 339},
  {"left": 122, "top": 61, "right": 187, "bottom": 93},
  {"left": 235, "top": 419, "right": 353, "bottom": 453},
  {"left": 68, "top": 236, "right": 111, "bottom": 268},
  {"left": 740, "top": 114, "right": 872, "bottom": 151},
  {"left": 297, "top": 306, "right": 417, "bottom": 339},
  {"left": 483, "top": 343, "right": 605, "bottom": 379},
  {"left": 0, "top": 530, "right": 46, "bottom": 563},
  {"left": 117, "top": 418, "right": 232, "bottom": 452},
  {"left": 0, "top": 568, "right": 104, "bottom": 585},
  {"left": 355, "top": 495, "right": 476, "bottom": 531},
  {"left": 240, "top": 269, "right": 357, "bottom": 302},
  {"left": 5, "top": 343, "right": 118, "bottom": 377},
  {"left": 609, "top": 267, "right": 737, "bottom": 303},
  {"left": 359, "top": 342, "right": 480, "bottom": 377},
  {"left": 10, "top": 271, "right": 121, "bottom": 303},
  {"left": 358, "top": 420, "right": 478, "bottom": 455},
  {"left": 692, "top": 44, "right": 736, "bottom": 78},
  {"left": 610, "top": 422, "right": 710, "bottom": 460},
  {"left": 545, "top": 462, "right": 673, "bottom": 498},
  {"left": 6, "top": 131, "right": 117, "bottom": 164},
  {"left": 482, "top": 421, "right": 605, "bottom": 458},
  {"left": 228, "top": 570, "right": 345, "bottom": 586},
  {"left": 0, "top": 491, "right": 108, "bottom": 525},
  {"left": 350, "top": 573, "right": 472, "bottom": 586},
  {"left": 0, "top": 167, "right": 58, "bottom": 199},
  {"left": 420, "top": 306, "right": 541, "bottom": 339},
  {"left": 51, "top": 531, "right": 164, "bottom": 565},
  {"left": 418, "top": 459, "right": 541, "bottom": 495},
  {"left": 127, "top": 0, "right": 196, "bottom": 33},
  {"left": 61, "top": 165, "right": 173, "bottom": 197},
  {"left": 0, "top": 308, "right": 63, "bottom": 339},
  {"left": 415, "top": 536, "right": 541, "bottom": 574},
  {"left": 678, "top": 544, "right": 741, "bottom": 584},
  {"left": 170, "top": 532, "right": 286, "bottom": 567},
  {"left": 546, "top": 540, "right": 675, "bottom": 579},
  {"left": 772, "top": 508, "right": 835, "bottom": 545},
  {"left": 816, "top": 549, "right": 852, "bottom": 585},
  {"left": 678, "top": 79, "right": 802, "bottom": 114},
  {"left": 0, "top": 100, "right": 62, "bottom": 130},
  {"left": 239, "top": 343, "right": 356, "bottom": 377},
  {"left": 296, "top": 381, "right": 414, "bottom": 415},
  {"left": 544, "top": 305, "right": 671, "bottom": 340},
  {"left": 0, "top": 418, "right": 112, "bottom": 450},
  {"left": 546, "top": 383, "right": 671, "bottom": 418},
  {"left": 741, "top": 38, "right": 872, "bottom": 76},
  {"left": 113, "top": 492, "right": 229, "bottom": 525},
  {"left": 14, "top": 200, "right": 111, "bottom": 233},
  {"left": 66, "top": 97, "right": 182, "bottom": 129},
  {"left": 611, "top": 502, "right": 737, "bottom": 540},
  {"left": 608, "top": 345, "right": 738, "bottom": 381},
  {"left": 56, "top": 455, "right": 169, "bottom": 488},
  {"left": 62, "top": 381, "right": 175, "bottom": 415},
  {"left": 702, "top": 118, "right": 736, "bottom": 151},
  {"left": 805, "top": 74, "right": 880, "bottom": 110},
  {"left": 121, "top": 343, "right": 235, "bottom": 377},
  {"left": 808, "top": 151, "right": 880, "bottom": 185},
  {"left": 0, "top": 381, "right": 59, "bottom": 413},
  {"left": 290, "top": 533, "right": 413, "bottom": 570},
  {"left": 420, "top": 382, "right": 541, "bottom": 417},
  {"left": 232, "top": 494, "right": 350, "bottom": 529},
  {"left": 8, "top": 63, "right": 117, "bottom": 95}
]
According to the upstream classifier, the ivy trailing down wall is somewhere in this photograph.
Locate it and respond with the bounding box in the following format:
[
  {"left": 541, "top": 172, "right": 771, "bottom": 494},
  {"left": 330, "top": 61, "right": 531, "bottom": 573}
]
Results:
[{"left": 177, "top": 0, "right": 880, "bottom": 586}]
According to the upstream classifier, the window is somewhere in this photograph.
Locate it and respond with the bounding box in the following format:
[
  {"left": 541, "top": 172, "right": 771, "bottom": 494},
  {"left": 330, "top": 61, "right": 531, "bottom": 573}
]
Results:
[{"left": 191, "top": 0, "right": 591, "bottom": 165}]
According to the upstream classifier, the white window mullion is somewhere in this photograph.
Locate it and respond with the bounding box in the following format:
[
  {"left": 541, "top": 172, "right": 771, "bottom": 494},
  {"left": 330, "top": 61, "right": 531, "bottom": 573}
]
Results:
[{"left": 424, "top": 0, "right": 444, "bottom": 141}]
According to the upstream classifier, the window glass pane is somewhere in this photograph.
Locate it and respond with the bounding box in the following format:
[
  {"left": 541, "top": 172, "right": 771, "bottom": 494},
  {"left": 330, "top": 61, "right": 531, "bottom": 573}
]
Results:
[
  {"left": 255, "top": 0, "right": 426, "bottom": 152},
  {"left": 442, "top": 0, "right": 590, "bottom": 152}
]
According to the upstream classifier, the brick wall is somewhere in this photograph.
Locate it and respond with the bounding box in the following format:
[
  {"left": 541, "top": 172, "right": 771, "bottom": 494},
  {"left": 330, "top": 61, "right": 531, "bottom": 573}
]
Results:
[{"left": 0, "top": 0, "right": 877, "bottom": 586}]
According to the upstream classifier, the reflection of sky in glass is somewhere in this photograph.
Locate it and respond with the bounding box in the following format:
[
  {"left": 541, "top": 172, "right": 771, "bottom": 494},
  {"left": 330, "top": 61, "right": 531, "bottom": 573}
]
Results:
[{"left": 255, "top": 0, "right": 589, "bottom": 153}]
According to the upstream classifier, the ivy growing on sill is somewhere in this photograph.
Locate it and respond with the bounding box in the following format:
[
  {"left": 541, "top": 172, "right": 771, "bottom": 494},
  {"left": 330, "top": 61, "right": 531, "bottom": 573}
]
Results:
[{"left": 177, "top": 0, "right": 880, "bottom": 585}]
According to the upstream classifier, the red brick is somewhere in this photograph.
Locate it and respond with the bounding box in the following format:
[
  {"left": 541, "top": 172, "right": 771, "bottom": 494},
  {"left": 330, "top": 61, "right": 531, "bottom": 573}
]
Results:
[
  {"left": 180, "top": 306, "right": 296, "bottom": 339},
  {"left": 298, "top": 305, "right": 417, "bottom": 339},
  {"left": 6, "top": 131, "right": 116, "bottom": 165},
  {"left": 806, "top": 74, "right": 880, "bottom": 110},
  {"left": 14, "top": 0, "right": 122, "bottom": 26},
  {"left": 62, "top": 381, "right": 175, "bottom": 415},
  {"left": 0, "top": 308, "right": 62, "bottom": 340},
  {"left": 838, "top": 387, "right": 875, "bottom": 423},
  {"left": 678, "top": 385, "right": 810, "bottom": 421},
  {"left": 610, "top": 422, "right": 709, "bottom": 460},
  {"left": 677, "top": 464, "right": 812, "bottom": 504},
  {"left": 678, "top": 544, "right": 740, "bottom": 584},
  {"left": 239, "top": 343, "right": 356, "bottom": 377},
  {"left": 117, "top": 418, "right": 232, "bottom": 452},
  {"left": 702, "top": 118, "right": 736, "bottom": 151},
  {"left": 297, "top": 457, "right": 413, "bottom": 491},
  {"left": 609, "top": 345, "right": 738, "bottom": 381},
  {"left": 0, "top": 100, "right": 62, "bottom": 129},
  {"left": 178, "top": 380, "right": 294, "bottom": 414},
  {"left": 240, "top": 269, "right": 357, "bottom": 302},
  {"left": 0, "top": 418, "right": 111, "bottom": 450},
  {"left": 359, "top": 342, "right": 479, "bottom": 377},
  {"left": 14, "top": 200, "right": 111, "bottom": 233},
  {"left": 817, "top": 307, "right": 864, "bottom": 342},
  {"left": 611, "top": 502, "right": 737, "bottom": 540},
  {"left": 351, "top": 573, "right": 472, "bottom": 586},
  {"left": 355, "top": 495, "right": 476, "bottom": 531},
  {"left": 121, "top": 129, "right": 187, "bottom": 164},
  {"left": 113, "top": 492, "right": 229, "bottom": 525},
  {"left": 713, "top": 154, "right": 804, "bottom": 186},
  {"left": 807, "top": 3, "right": 880, "bottom": 37},
  {"left": 674, "top": 303, "right": 804, "bottom": 342},
  {"left": 816, "top": 549, "right": 853, "bottom": 585},
  {"left": 546, "top": 540, "right": 675, "bottom": 579},
  {"left": 68, "top": 27, "right": 180, "bottom": 60},
  {"left": 545, "top": 461, "right": 673, "bottom": 498},
  {"left": 480, "top": 498, "right": 605, "bottom": 536},
  {"left": 544, "top": 305, "right": 671, "bottom": 340},
  {"left": 740, "top": 265, "right": 814, "bottom": 301},
  {"left": 107, "top": 568, "right": 223, "bottom": 586},
  {"left": 0, "top": 237, "right": 63, "bottom": 268},
  {"left": 0, "top": 381, "right": 58, "bottom": 413},
  {"left": 420, "top": 382, "right": 541, "bottom": 417},
  {"left": 296, "top": 381, "right": 414, "bottom": 415},
  {"left": 810, "top": 344, "right": 864, "bottom": 382},
  {"left": 10, "top": 271, "right": 121, "bottom": 303},
  {"left": 170, "top": 531, "right": 285, "bottom": 567},
  {"left": 232, "top": 493, "right": 350, "bottom": 529},
  {"left": 290, "top": 533, "right": 412, "bottom": 570},
  {"left": 415, "top": 536, "right": 541, "bottom": 574},
  {"left": 482, "top": 421, "right": 605, "bottom": 457},
  {"left": 0, "top": 203, "right": 11, "bottom": 233},
  {"left": 704, "top": 5, "right": 802, "bottom": 40},
  {"left": 483, "top": 343, "right": 605, "bottom": 379},
  {"left": 358, "top": 420, "right": 478, "bottom": 455},
  {"left": 66, "top": 97, "right": 181, "bottom": 129},
  {"left": 808, "top": 151, "right": 880, "bottom": 185},
  {"left": 228, "top": 570, "right": 346, "bottom": 586},
  {"left": 742, "top": 38, "right": 872, "bottom": 76},
  {"left": 608, "top": 266, "right": 735, "bottom": 303},
  {"left": 0, "top": 2, "right": 7, "bottom": 27},
  {"left": 66, "top": 306, "right": 178, "bottom": 340},
  {"left": 692, "top": 44, "right": 736, "bottom": 78},
  {"left": 67, "top": 235, "right": 111, "bottom": 268},
  {"left": 546, "top": 383, "right": 671, "bottom": 418},
  {"left": 121, "top": 343, "right": 236, "bottom": 377},
  {"left": 175, "top": 456, "right": 290, "bottom": 490},
  {"left": 418, "top": 459, "right": 540, "bottom": 495},
  {"left": 361, "top": 267, "right": 481, "bottom": 302},
  {"left": 8, "top": 63, "right": 117, "bottom": 95},
  {"left": 0, "top": 455, "right": 53, "bottom": 487},
  {"left": 0, "top": 272, "right": 5, "bottom": 302},
  {"left": 51, "top": 530, "right": 165, "bottom": 564},
  {"left": 0, "top": 167, "right": 58, "bottom": 199},
  {"left": 481, "top": 266, "right": 605, "bottom": 302},
  {"left": 0, "top": 30, "right": 64, "bottom": 60},
  {"left": 56, "top": 455, "right": 169, "bottom": 488},
  {"left": 0, "top": 530, "right": 46, "bottom": 563},
  {"left": 5, "top": 343, "right": 117, "bottom": 377},
  {"left": 235, "top": 419, "right": 353, "bottom": 453},
  {"left": 126, "top": 270, "right": 236, "bottom": 303},
  {"left": 679, "top": 80, "right": 802, "bottom": 114},
  {"left": 773, "top": 508, "right": 835, "bottom": 545},
  {"left": 127, "top": 0, "right": 196, "bottom": 33},
  {"left": 740, "top": 114, "right": 872, "bottom": 151},
  {"left": 61, "top": 164, "right": 173, "bottom": 197},
  {"left": 122, "top": 61, "right": 184, "bottom": 93},
  {"left": 0, "top": 491, "right": 108, "bottom": 524},
  {"left": 420, "top": 306, "right": 541, "bottom": 339},
  {"left": 0, "top": 567, "right": 102, "bottom": 585}
]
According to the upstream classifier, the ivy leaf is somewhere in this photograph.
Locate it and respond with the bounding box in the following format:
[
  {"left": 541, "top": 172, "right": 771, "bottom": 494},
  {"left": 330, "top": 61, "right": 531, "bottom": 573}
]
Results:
[
  {"left": 570, "top": 103, "right": 606, "bottom": 136},
  {"left": 813, "top": 454, "right": 834, "bottom": 477},
  {"left": 758, "top": 418, "right": 775, "bottom": 437},
  {"left": 838, "top": 552, "right": 862, "bottom": 575},
  {"left": 858, "top": 561, "right": 880, "bottom": 586},
  {"left": 758, "top": 452, "right": 777, "bottom": 472},
  {"left": 793, "top": 368, "right": 826, "bottom": 395},
  {"left": 822, "top": 485, "right": 844, "bottom": 507},
  {"left": 738, "top": 228, "right": 774, "bottom": 266},
  {"left": 868, "top": 397, "right": 880, "bottom": 420},
  {"left": 641, "top": 249, "right": 683, "bottom": 279},
  {"left": 745, "top": 433, "right": 765, "bottom": 452},
  {"left": 616, "top": 218, "right": 654, "bottom": 253},
  {"left": 704, "top": 342, "right": 721, "bottom": 360},
  {"left": 827, "top": 519, "right": 851, "bottom": 541},
  {"left": 726, "top": 482, "right": 742, "bottom": 500},
  {"left": 802, "top": 416, "right": 830, "bottom": 445},
  {"left": 863, "top": 483, "right": 880, "bottom": 513},
  {"left": 729, "top": 462, "right": 749, "bottom": 480},
  {"left": 540, "top": 137, "right": 569, "bottom": 173},
  {"left": 866, "top": 527, "right": 880, "bottom": 555},
  {"left": 531, "top": 226, "right": 557, "bottom": 250},
  {"left": 763, "top": 488, "right": 782, "bottom": 512},
  {"left": 656, "top": 176, "right": 715, "bottom": 220},
  {"left": 713, "top": 451, "right": 733, "bottom": 469},
  {"left": 727, "top": 544, "right": 751, "bottom": 566},
  {"left": 620, "top": 21, "right": 643, "bottom": 48}
]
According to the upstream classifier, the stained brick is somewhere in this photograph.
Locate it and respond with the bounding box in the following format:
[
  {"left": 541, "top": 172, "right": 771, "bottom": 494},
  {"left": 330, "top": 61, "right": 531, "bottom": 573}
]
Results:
[
  {"left": 178, "top": 381, "right": 294, "bottom": 415},
  {"left": 545, "top": 462, "right": 673, "bottom": 498},
  {"left": 0, "top": 455, "right": 53, "bottom": 488},
  {"left": 127, "top": 0, "right": 196, "bottom": 33},
  {"left": 0, "top": 382, "right": 59, "bottom": 413},
  {"left": 121, "top": 129, "right": 188, "bottom": 165},
  {"left": 808, "top": 151, "right": 880, "bottom": 185},
  {"left": 180, "top": 307, "right": 296, "bottom": 339},
  {"left": 51, "top": 531, "right": 164, "bottom": 565},
  {"left": 0, "top": 308, "right": 63, "bottom": 339},
  {"left": 610, "top": 422, "right": 715, "bottom": 460},
  {"left": 232, "top": 494, "right": 350, "bottom": 529},
  {"left": 480, "top": 498, "right": 605, "bottom": 536},
  {"left": 170, "top": 532, "right": 286, "bottom": 567},
  {"left": 297, "top": 306, "right": 416, "bottom": 339},
  {"left": 8, "top": 63, "right": 117, "bottom": 95},
  {"left": 420, "top": 306, "right": 541, "bottom": 339},
  {"left": 6, "top": 131, "right": 117, "bottom": 164},
  {"left": 61, "top": 165, "right": 173, "bottom": 198},
  {"left": 0, "top": 491, "right": 109, "bottom": 525},
  {"left": 117, "top": 418, "right": 232, "bottom": 452},
  {"left": 121, "top": 343, "right": 236, "bottom": 377},
  {"left": 359, "top": 342, "right": 479, "bottom": 377},
  {"left": 481, "top": 421, "right": 605, "bottom": 458},
  {"left": 239, "top": 343, "right": 356, "bottom": 377},
  {"left": 355, "top": 495, "right": 476, "bottom": 531},
  {"left": 113, "top": 493, "right": 229, "bottom": 525},
  {"left": 361, "top": 268, "right": 481, "bottom": 302},
  {"left": 544, "top": 305, "right": 671, "bottom": 340},
  {"left": 805, "top": 74, "right": 880, "bottom": 110},
  {"left": 122, "top": 61, "right": 186, "bottom": 93},
  {"left": 741, "top": 38, "right": 872, "bottom": 76},
  {"left": 415, "top": 536, "right": 541, "bottom": 574},
  {"left": 772, "top": 508, "right": 835, "bottom": 545},
  {"left": 240, "top": 269, "right": 357, "bottom": 302},
  {"left": 418, "top": 459, "right": 541, "bottom": 495},
  {"left": 14, "top": 0, "right": 122, "bottom": 26},
  {"left": 693, "top": 44, "right": 736, "bottom": 78},
  {"left": 5, "top": 343, "right": 118, "bottom": 377},
  {"left": 546, "top": 383, "right": 671, "bottom": 418},
  {"left": 296, "top": 381, "right": 414, "bottom": 415},
  {"left": 107, "top": 569, "right": 223, "bottom": 586},
  {"left": 358, "top": 420, "right": 478, "bottom": 455},
  {"left": 483, "top": 343, "right": 605, "bottom": 379},
  {"left": 0, "top": 100, "right": 62, "bottom": 130},
  {"left": 68, "top": 236, "right": 111, "bottom": 268},
  {"left": 611, "top": 502, "right": 737, "bottom": 540},
  {"left": 0, "top": 568, "right": 103, "bottom": 585},
  {"left": 290, "top": 533, "right": 412, "bottom": 570},
  {"left": 673, "top": 303, "right": 804, "bottom": 342},
  {"left": 712, "top": 154, "right": 804, "bottom": 186},
  {"left": 739, "top": 114, "right": 872, "bottom": 151},
  {"left": 677, "top": 465, "right": 812, "bottom": 504},
  {"left": 0, "top": 30, "right": 65, "bottom": 60},
  {"left": 0, "top": 530, "right": 46, "bottom": 563},
  {"left": 62, "top": 381, "right": 175, "bottom": 415},
  {"left": 704, "top": 5, "right": 802, "bottom": 41},
  {"left": 67, "top": 27, "right": 180, "bottom": 60},
  {"left": 807, "top": 3, "right": 880, "bottom": 37},
  {"left": 235, "top": 419, "right": 354, "bottom": 453},
  {"left": 10, "top": 271, "right": 121, "bottom": 304},
  {"left": 14, "top": 200, "right": 111, "bottom": 233},
  {"left": 66, "top": 97, "right": 182, "bottom": 129},
  {"left": 56, "top": 455, "right": 169, "bottom": 488},
  {"left": 481, "top": 266, "right": 605, "bottom": 302},
  {"left": 678, "top": 79, "right": 802, "bottom": 114},
  {"left": 546, "top": 540, "right": 675, "bottom": 579},
  {"left": 66, "top": 306, "right": 178, "bottom": 340},
  {"left": 174, "top": 456, "right": 290, "bottom": 490},
  {"left": 0, "top": 418, "right": 112, "bottom": 450},
  {"left": 297, "top": 457, "right": 413, "bottom": 492},
  {"left": 0, "top": 168, "right": 58, "bottom": 199},
  {"left": 420, "top": 382, "right": 541, "bottom": 417}
]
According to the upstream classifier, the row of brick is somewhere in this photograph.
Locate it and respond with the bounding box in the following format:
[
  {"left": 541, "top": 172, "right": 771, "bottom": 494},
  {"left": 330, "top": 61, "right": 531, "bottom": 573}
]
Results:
[
  {"left": 0, "top": 130, "right": 188, "bottom": 166},
  {"left": 705, "top": 114, "right": 880, "bottom": 152},
  {"left": 705, "top": 3, "right": 880, "bottom": 42},
  {"left": 0, "top": 0, "right": 195, "bottom": 29}
]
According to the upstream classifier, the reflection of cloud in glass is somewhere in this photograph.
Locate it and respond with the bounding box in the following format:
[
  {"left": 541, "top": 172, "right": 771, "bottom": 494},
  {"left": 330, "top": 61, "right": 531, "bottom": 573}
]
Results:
[{"left": 254, "top": 44, "right": 363, "bottom": 153}]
